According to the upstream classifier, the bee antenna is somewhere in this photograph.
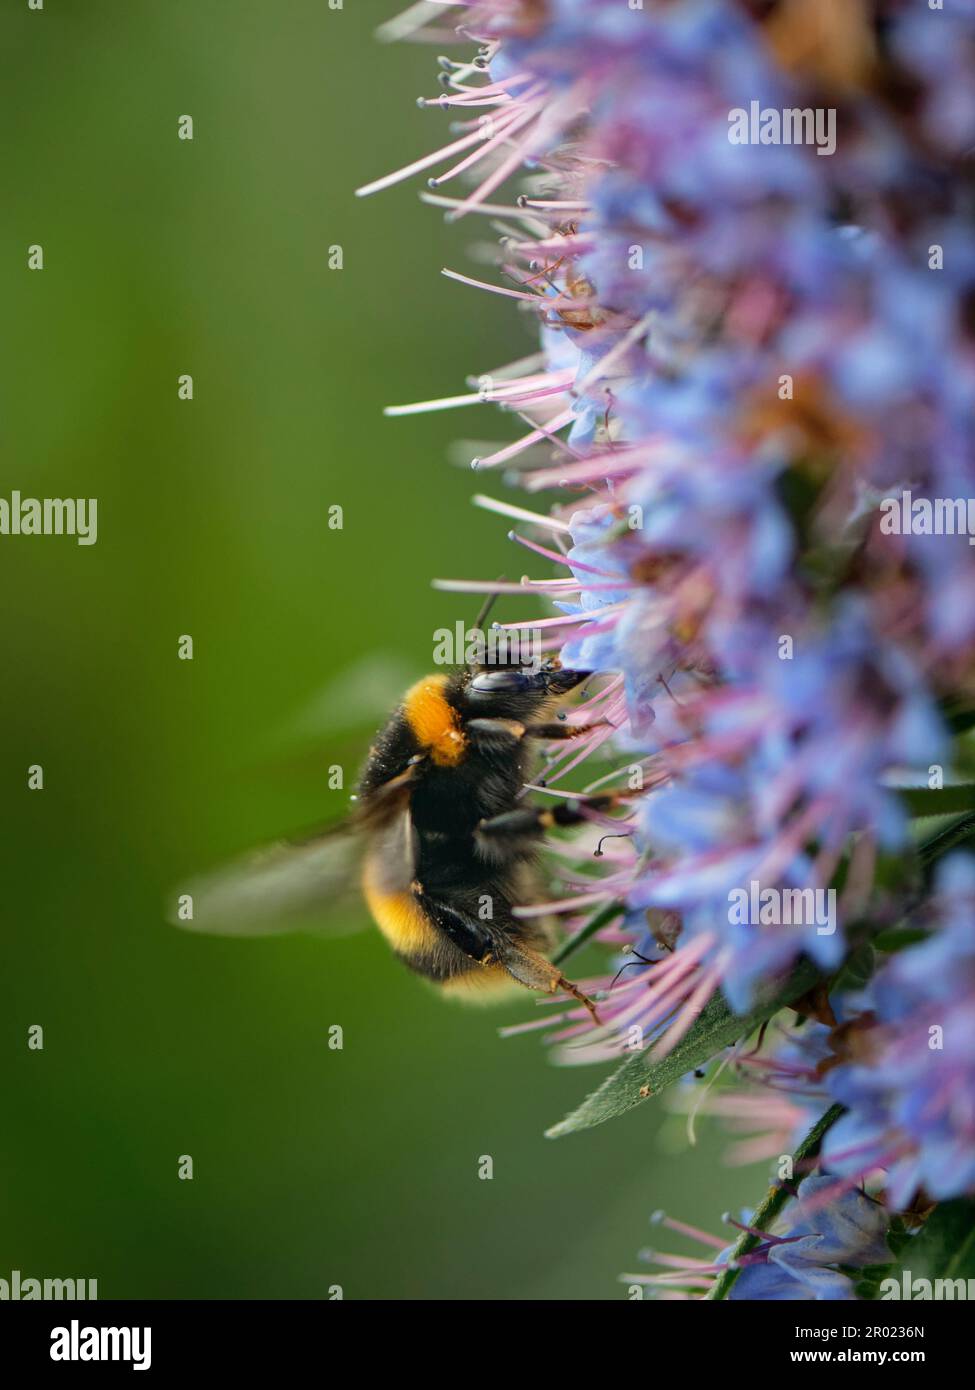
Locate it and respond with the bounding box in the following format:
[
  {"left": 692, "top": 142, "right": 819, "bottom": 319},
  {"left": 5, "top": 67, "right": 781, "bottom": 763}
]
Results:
[
  {"left": 594, "top": 831, "right": 630, "bottom": 858},
  {"left": 472, "top": 578, "right": 507, "bottom": 636},
  {"left": 609, "top": 947, "right": 656, "bottom": 990}
]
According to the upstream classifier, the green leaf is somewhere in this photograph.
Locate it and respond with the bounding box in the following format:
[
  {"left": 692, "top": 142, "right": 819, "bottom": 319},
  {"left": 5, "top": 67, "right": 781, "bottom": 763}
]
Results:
[
  {"left": 706, "top": 1103, "right": 845, "bottom": 1301},
  {"left": 544, "top": 955, "right": 822, "bottom": 1139},
  {"left": 918, "top": 811, "right": 975, "bottom": 876},
  {"left": 855, "top": 1263, "right": 899, "bottom": 1300},
  {"left": 889, "top": 1199, "right": 975, "bottom": 1290},
  {"left": 873, "top": 926, "right": 929, "bottom": 953},
  {"left": 940, "top": 698, "right": 975, "bottom": 737},
  {"left": 552, "top": 901, "right": 624, "bottom": 967},
  {"left": 830, "top": 941, "right": 875, "bottom": 992},
  {"left": 901, "top": 785, "right": 975, "bottom": 819}
]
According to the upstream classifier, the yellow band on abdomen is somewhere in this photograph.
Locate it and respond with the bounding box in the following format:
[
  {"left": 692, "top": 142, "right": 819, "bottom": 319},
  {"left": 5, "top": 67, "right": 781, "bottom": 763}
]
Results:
[{"left": 362, "top": 869, "right": 437, "bottom": 955}]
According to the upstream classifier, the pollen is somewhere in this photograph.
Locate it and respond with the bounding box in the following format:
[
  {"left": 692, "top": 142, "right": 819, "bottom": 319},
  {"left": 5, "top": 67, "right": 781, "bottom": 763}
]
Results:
[{"left": 402, "top": 674, "right": 467, "bottom": 766}]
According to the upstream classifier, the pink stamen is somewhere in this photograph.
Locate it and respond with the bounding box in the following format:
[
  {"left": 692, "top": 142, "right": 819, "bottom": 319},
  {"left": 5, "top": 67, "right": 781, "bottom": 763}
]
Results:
[
  {"left": 642, "top": 1253, "right": 718, "bottom": 1271},
  {"left": 384, "top": 368, "right": 574, "bottom": 417},
  {"left": 508, "top": 530, "right": 621, "bottom": 577},
  {"left": 651, "top": 1213, "right": 728, "bottom": 1252},
  {"left": 356, "top": 119, "right": 506, "bottom": 199},
  {"left": 514, "top": 888, "right": 617, "bottom": 918},
  {"left": 472, "top": 493, "right": 571, "bottom": 533},
  {"left": 430, "top": 97, "right": 545, "bottom": 188},
  {"left": 649, "top": 961, "right": 724, "bottom": 1059},
  {"left": 525, "top": 443, "right": 665, "bottom": 491},
  {"left": 545, "top": 723, "right": 618, "bottom": 779},
  {"left": 499, "top": 607, "right": 624, "bottom": 633},
  {"left": 625, "top": 1273, "right": 716, "bottom": 1288},
  {"left": 422, "top": 191, "right": 546, "bottom": 217},
  {"left": 441, "top": 267, "right": 549, "bottom": 302},
  {"left": 447, "top": 93, "right": 567, "bottom": 219}
]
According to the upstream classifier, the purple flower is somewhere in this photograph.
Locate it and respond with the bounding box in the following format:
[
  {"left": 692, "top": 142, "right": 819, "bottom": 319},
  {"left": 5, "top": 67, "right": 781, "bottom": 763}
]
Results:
[
  {"left": 368, "top": 0, "right": 975, "bottom": 1070},
  {"left": 667, "top": 1020, "right": 832, "bottom": 1166},
  {"left": 729, "top": 1178, "right": 891, "bottom": 1302},
  {"left": 822, "top": 855, "right": 975, "bottom": 1209},
  {"left": 627, "top": 1175, "right": 891, "bottom": 1301}
]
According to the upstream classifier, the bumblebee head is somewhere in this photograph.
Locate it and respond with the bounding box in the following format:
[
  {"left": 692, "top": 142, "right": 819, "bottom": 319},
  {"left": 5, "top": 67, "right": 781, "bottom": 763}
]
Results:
[
  {"left": 466, "top": 661, "right": 590, "bottom": 702},
  {"left": 358, "top": 661, "right": 593, "bottom": 802}
]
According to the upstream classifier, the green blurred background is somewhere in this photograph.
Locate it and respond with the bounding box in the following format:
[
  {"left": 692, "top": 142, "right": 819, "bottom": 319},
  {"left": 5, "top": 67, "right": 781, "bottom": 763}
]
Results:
[{"left": 1, "top": 0, "right": 753, "bottom": 1299}]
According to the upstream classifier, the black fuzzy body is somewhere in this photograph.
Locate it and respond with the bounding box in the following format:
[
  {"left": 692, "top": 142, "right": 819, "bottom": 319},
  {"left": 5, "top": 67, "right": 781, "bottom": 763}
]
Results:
[{"left": 356, "top": 664, "right": 589, "bottom": 989}]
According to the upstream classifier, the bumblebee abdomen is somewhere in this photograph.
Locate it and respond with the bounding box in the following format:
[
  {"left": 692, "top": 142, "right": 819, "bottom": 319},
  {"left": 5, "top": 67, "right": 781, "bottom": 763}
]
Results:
[{"left": 361, "top": 858, "right": 438, "bottom": 956}]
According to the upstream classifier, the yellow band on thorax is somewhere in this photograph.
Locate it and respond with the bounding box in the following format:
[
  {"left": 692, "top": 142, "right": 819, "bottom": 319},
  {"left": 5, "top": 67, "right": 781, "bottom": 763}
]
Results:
[{"left": 402, "top": 674, "right": 467, "bottom": 766}]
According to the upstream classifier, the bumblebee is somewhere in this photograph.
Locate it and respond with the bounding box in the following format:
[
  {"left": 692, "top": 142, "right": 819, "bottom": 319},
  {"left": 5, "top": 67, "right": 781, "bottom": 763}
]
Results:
[{"left": 178, "top": 658, "right": 617, "bottom": 1019}]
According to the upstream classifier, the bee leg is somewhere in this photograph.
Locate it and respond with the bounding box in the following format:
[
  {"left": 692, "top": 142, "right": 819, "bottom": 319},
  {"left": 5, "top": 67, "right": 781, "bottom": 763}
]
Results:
[
  {"left": 522, "top": 721, "right": 609, "bottom": 740},
  {"left": 466, "top": 718, "right": 527, "bottom": 753},
  {"left": 466, "top": 718, "right": 609, "bottom": 753},
  {"left": 418, "top": 889, "right": 605, "bottom": 1025},
  {"left": 413, "top": 889, "right": 497, "bottom": 964},
  {"left": 497, "top": 939, "right": 602, "bottom": 1025},
  {"left": 555, "top": 972, "right": 603, "bottom": 1027},
  {"left": 477, "top": 794, "right": 622, "bottom": 846}
]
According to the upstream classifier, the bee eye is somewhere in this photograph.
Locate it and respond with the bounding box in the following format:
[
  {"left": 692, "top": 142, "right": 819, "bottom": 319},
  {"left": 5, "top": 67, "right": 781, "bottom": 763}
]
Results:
[{"left": 469, "top": 669, "right": 532, "bottom": 695}]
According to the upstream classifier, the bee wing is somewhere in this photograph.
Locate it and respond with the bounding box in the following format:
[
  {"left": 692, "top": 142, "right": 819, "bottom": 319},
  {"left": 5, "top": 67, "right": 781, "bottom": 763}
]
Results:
[{"left": 171, "top": 822, "right": 365, "bottom": 938}]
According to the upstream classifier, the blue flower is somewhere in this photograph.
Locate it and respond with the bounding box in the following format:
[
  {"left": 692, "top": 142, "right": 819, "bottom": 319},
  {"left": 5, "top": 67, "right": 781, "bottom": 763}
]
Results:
[
  {"left": 730, "top": 1177, "right": 890, "bottom": 1301},
  {"left": 371, "top": 0, "right": 975, "bottom": 1087},
  {"left": 822, "top": 856, "right": 975, "bottom": 1209}
]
